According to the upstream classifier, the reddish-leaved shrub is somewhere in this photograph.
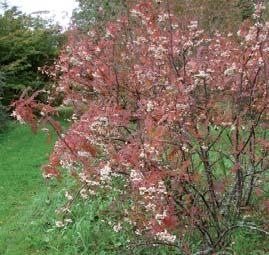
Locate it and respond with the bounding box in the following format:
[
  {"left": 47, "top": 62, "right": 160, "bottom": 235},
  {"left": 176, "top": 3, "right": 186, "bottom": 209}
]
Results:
[{"left": 13, "top": 1, "right": 269, "bottom": 253}]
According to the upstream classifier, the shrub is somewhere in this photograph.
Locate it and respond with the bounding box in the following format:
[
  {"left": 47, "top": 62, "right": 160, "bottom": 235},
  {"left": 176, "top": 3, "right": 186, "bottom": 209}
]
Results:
[
  {"left": 13, "top": 1, "right": 269, "bottom": 254},
  {"left": 0, "top": 103, "right": 8, "bottom": 133},
  {"left": 0, "top": 72, "right": 8, "bottom": 133}
]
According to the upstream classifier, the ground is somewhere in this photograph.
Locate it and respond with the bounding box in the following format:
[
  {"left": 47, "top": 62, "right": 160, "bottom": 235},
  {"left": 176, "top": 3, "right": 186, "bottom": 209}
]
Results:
[{"left": 0, "top": 122, "right": 55, "bottom": 255}]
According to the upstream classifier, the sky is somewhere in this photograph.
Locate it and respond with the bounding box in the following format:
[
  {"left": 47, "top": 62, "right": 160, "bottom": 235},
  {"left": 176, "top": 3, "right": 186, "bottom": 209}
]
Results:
[{"left": 6, "top": 0, "right": 78, "bottom": 27}]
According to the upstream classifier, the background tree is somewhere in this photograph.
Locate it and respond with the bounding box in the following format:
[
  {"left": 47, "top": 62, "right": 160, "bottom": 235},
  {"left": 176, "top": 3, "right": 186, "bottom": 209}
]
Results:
[
  {"left": 72, "top": 0, "right": 128, "bottom": 31},
  {"left": 0, "top": 71, "right": 8, "bottom": 132},
  {"left": 173, "top": 0, "right": 269, "bottom": 33},
  {"left": 0, "top": 3, "right": 66, "bottom": 105},
  {"left": 72, "top": 0, "right": 266, "bottom": 34}
]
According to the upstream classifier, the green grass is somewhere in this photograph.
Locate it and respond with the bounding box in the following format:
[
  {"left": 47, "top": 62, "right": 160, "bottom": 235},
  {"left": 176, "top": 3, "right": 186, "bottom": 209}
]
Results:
[{"left": 0, "top": 122, "right": 58, "bottom": 255}]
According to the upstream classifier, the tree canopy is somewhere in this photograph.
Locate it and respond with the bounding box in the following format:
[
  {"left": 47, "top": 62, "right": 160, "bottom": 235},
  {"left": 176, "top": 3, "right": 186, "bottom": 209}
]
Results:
[
  {"left": 0, "top": 3, "right": 65, "bottom": 105},
  {"left": 72, "top": 0, "right": 127, "bottom": 31}
]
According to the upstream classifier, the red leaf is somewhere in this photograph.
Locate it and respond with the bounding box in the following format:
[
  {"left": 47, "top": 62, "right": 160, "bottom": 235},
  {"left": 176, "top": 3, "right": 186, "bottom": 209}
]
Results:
[
  {"left": 255, "top": 188, "right": 263, "bottom": 197},
  {"left": 214, "top": 181, "right": 225, "bottom": 193},
  {"left": 82, "top": 143, "right": 97, "bottom": 157},
  {"left": 168, "top": 148, "right": 178, "bottom": 161},
  {"left": 158, "top": 113, "right": 169, "bottom": 125},
  {"left": 230, "top": 163, "right": 240, "bottom": 174},
  {"left": 145, "top": 117, "right": 154, "bottom": 135},
  {"left": 47, "top": 117, "right": 62, "bottom": 134},
  {"left": 182, "top": 160, "right": 191, "bottom": 170},
  {"left": 47, "top": 132, "right": 52, "bottom": 144},
  {"left": 43, "top": 165, "right": 61, "bottom": 179},
  {"left": 162, "top": 216, "right": 178, "bottom": 229},
  {"left": 191, "top": 173, "right": 201, "bottom": 183},
  {"left": 154, "top": 126, "right": 166, "bottom": 139},
  {"left": 263, "top": 200, "right": 269, "bottom": 213}
]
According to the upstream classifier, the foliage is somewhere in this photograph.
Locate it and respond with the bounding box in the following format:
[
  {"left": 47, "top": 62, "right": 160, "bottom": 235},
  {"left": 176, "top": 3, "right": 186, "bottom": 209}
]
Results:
[
  {"left": 0, "top": 71, "right": 8, "bottom": 132},
  {"left": 173, "top": 0, "right": 269, "bottom": 34},
  {"left": 0, "top": 103, "right": 8, "bottom": 133},
  {"left": 72, "top": 0, "right": 266, "bottom": 34},
  {"left": 0, "top": 4, "right": 66, "bottom": 105},
  {"left": 14, "top": 1, "right": 269, "bottom": 254},
  {"left": 238, "top": 0, "right": 256, "bottom": 20},
  {"left": 72, "top": 0, "right": 127, "bottom": 31}
]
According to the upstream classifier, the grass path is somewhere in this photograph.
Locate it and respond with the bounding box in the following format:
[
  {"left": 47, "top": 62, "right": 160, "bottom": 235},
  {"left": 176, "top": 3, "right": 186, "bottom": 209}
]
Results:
[{"left": 0, "top": 123, "right": 55, "bottom": 255}]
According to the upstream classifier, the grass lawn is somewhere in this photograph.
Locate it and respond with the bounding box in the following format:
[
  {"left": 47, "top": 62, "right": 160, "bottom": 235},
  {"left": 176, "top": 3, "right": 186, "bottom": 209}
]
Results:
[{"left": 0, "top": 122, "right": 57, "bottom": 255}]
